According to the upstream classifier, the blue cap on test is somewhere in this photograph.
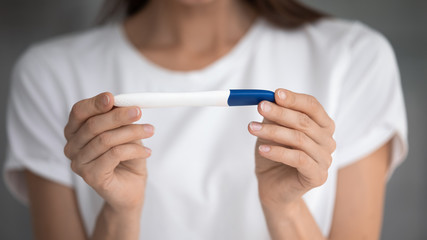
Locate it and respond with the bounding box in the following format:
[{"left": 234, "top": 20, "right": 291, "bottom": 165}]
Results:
[{"left": 227, "top": 89, "right": 276, "bottom": 106}]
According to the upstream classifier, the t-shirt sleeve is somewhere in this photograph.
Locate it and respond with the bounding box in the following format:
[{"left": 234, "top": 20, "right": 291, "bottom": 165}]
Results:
[
  {"left": 333, "top": 23, "right": 408, "bottom": 178},
  {"left": 3, "top": 46, "right": 73, "bottom": 205}
]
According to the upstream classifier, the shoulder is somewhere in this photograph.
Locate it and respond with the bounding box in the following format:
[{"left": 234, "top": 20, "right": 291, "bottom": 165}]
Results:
[
  {"left": 261, "top": 17, "right": 393, "bottom": 56},
  {"left": 10, "top": 24, "right": 122, "bottom": 106},
  {"left": 312, "top": 19, "right": 398, "bottom": 83},
  {"left": 15, "top": 23, "right": 119, "bottom": 74},
  {"left": 307, "top": 18, "right": 395, "bottom": 59},
  {"left": 257, "top": 17, "right": 396, "bottom": 74},
  {"left": 308, "top": 19, "right": 400, "bottom": 98},
  {"left": 305, "top": 18, "right": 398, "bottom": 83}
]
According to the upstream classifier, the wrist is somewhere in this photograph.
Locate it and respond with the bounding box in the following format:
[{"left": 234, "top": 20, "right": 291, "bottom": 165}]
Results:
[
  {"left": 104, "top": 192, "right": 145, "bottom": 215},
  {"left": 103, "top": 202, "right": 143, "bottom": 221},
  {"left": 260, "top": 198, "right": 325, "bottom": 240},
  {"left": 92, "top": 203, "right": 143, "bottom": 240},
  {"left": 261, "top": 198, "right": 304, "bottom": 222}
]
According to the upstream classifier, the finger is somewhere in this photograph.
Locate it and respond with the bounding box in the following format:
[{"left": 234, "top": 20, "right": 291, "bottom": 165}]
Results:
[
  {"left": 257, "top": 100, "right": 328, "bottom": 145},
  {"left": 72, "top": 106, "right": 142, "bottom": 150},
  {"left": 71, "top": 143, "right": 150, "bottom": 187},
  {"left": 71, "top": 124, "right": 154, "bottom": 164},
  {"left": 93, "top": 143, "right": 151, "bottom": 176},
  {"left": 64, "top": 92, "right": 114, "bottom": 139},
  {"left": 273, "top": 89, "right": 333, "bottom": 130},
  {"left": 257, "top": 145, "right": 328, "bottom": 187},
  {"left": 248, "top": 122, "right": 332, "bottom": 167}
]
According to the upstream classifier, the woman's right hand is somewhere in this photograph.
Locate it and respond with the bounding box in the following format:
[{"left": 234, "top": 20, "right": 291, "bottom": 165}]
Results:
[{"left": 63, "top": 92, "right": 154, "bottom": 213}]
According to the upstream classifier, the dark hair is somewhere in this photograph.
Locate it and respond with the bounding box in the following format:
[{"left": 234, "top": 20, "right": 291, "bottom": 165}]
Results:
[{"left": 99, "top": 0, "right": 326, "bottom": 29}]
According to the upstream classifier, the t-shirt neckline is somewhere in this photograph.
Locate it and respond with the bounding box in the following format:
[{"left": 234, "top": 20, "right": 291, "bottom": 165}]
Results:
[{"left": 115, "top": 17, "right": 263, "bottom": 81}]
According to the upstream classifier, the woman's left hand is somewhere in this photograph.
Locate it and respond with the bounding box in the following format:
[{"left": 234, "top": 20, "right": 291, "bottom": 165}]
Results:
[{"left": 248, "top": 89, "right": 336, "bottom": 209}]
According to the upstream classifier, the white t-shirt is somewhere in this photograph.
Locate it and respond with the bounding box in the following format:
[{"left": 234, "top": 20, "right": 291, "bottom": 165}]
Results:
[{"left": 3, "top": 17, "right": 408, "bottom": 239}]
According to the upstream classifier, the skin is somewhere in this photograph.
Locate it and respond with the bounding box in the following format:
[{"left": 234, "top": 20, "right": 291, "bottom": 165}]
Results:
[{"left": 25, "top": 0, "right": 392, "bottom": 239}]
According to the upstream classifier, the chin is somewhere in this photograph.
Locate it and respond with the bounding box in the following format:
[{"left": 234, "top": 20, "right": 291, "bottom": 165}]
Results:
[{"left": 175, "top": 0, "right": 215, "bottom": 5}]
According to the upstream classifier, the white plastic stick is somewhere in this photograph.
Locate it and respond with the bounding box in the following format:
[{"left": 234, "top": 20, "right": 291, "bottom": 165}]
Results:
[{"left": 114, "top": 91, "right": 230, "bottom": 108}]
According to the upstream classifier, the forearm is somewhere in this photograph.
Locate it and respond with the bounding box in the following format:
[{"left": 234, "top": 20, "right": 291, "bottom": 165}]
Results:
[
  {"left": 262, "top": 198, "right": 325, "bottom": 240},
  {"left": 91, "top": 203, "right": 142, "bottom": 240}
]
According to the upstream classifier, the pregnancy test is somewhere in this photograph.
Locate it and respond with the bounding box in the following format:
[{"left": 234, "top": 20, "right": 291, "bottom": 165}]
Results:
[{"left": 114, "top": 89, "right": 275, "bottom": 108}]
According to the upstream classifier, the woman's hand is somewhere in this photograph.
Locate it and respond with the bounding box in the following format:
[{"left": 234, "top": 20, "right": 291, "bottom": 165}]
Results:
[
  {"left": 64, "top": 92, "right": 154, "bottom": 213},
  {"left": 248, "top": 89, "right": 336, "bottom": 209}
]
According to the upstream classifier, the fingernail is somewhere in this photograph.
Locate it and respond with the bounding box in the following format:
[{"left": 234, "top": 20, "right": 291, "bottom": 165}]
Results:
[
  {"left": 144, "top": 125, "right": 154, "bottom": 133},
  {"left": 259, "top": 145, "right": 271, "bottom": 153},
  {"left": 250, "top": 122, "right": 262, "bottom": 131},
  {"left": 145, "top": 147, "right": 152, "bottom": 154},
  {"left": 103, "top": 95, "right": 110, "bottom": 106},
  {"left": 128, "top": 108, "right": 140, "bottom": 118},
  {"left": 261, "top": 101, "right": 271, "bottom": 112},
  {"left": 278, "top": 90, "right": 286, "bottom": 100}
]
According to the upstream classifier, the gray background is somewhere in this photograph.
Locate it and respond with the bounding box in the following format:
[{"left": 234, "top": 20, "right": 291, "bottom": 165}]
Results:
[{"left": 0, "top": 0, "right": 426, "bottom": 239}]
